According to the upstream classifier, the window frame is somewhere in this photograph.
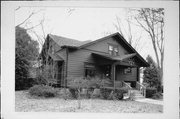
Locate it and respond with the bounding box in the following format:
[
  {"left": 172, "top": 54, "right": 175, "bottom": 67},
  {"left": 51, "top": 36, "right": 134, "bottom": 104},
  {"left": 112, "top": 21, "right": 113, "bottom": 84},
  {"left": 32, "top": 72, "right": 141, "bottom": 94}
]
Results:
[
  {"left": 84, "top": 62, "right": 96, "bottom": 78},
  {"left": 108, "top": 44, "right": 119, "bottom": 56}
]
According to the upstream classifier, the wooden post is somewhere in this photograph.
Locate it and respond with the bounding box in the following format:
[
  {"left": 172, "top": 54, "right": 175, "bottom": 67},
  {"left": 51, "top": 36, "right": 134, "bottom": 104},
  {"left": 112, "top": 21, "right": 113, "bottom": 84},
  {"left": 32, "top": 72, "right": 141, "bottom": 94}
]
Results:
[{"left": 111, "top": 63, "right": 116, "bottom": 90}]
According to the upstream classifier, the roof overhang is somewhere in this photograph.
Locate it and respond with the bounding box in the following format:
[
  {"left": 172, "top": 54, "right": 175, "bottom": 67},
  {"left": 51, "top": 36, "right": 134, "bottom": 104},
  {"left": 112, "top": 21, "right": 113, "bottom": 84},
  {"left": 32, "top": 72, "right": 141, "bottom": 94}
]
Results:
[
  {"left": 92, "top": 52, "right": 149, "bottom": 67},
  {"left": 61, "top": 45, "right": 78, "bottom": 50},
  {"left": 92, "top": 52, "right": 136, "bottom": 61}
]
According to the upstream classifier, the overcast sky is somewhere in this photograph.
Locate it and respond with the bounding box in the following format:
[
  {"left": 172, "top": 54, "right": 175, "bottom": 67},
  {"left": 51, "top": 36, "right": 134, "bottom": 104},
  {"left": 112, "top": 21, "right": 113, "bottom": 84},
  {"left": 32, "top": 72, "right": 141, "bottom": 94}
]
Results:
[{"left": 15, "top": 7, "right": 154, "bottom": 60}]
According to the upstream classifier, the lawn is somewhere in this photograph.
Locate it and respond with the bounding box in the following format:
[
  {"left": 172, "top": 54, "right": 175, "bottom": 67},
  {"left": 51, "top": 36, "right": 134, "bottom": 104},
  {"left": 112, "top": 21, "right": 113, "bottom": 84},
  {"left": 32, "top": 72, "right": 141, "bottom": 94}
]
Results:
[{"left": 15, "top": 91, "right": 163, "bottom": 113}]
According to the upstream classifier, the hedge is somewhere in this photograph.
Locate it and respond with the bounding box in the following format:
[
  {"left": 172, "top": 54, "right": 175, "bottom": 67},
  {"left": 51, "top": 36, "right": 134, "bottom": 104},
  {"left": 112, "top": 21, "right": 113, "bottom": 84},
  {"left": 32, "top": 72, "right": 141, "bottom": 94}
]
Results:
[
  {"left": 145, "top": 87, "right": 157, "bottom": 98},
  {"left": 29, "top": 85, "right": 58, "bottom": 98}
]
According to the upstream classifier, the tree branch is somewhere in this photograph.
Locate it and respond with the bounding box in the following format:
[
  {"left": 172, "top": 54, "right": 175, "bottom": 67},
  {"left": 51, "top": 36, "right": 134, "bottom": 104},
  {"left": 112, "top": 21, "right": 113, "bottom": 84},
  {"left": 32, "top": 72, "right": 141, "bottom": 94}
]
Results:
[{"left": 16, "top": 12, "right": 35, "bottom": 27}]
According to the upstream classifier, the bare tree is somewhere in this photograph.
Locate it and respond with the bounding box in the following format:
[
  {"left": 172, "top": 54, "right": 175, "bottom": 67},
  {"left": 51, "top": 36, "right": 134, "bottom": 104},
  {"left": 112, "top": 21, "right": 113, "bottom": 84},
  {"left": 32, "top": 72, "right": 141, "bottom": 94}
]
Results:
[
  {"left": 113, "top": 15, "right": 143, "bottom": 52},
  {"left": 134, "top": 8, "right": 164, "bottom": 85},
  {"left": 16, "top": 7, "right": 44, "bottom": 29}
]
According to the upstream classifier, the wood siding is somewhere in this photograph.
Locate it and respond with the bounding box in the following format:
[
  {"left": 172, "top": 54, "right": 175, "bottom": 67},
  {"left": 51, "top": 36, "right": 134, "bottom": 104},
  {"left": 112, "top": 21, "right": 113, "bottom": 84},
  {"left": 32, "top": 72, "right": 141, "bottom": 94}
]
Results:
[
  {"left": 115, "top": 66, "right": 137, "bottom": 82},
  {"left": 53, "top": 36, "right": 141, "bottom": 83},
  {"left": 67, "top": 49, "right": 97, "bottom": 78},
  {"left": 66, "top": 37, "right": 138, "bottom": 81},
  {"left": 84, "top": 37, "right": 129, "bottom": 56}
]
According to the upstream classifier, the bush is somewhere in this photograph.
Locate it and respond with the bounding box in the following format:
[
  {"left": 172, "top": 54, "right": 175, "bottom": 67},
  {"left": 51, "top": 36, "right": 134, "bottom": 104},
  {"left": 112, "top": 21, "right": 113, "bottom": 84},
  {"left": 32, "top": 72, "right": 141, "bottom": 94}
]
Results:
[
  {"left": 91, "top": 88, "right": 101, "bottom": 98},
  {"left": 29, "top": 85, "right": 58, "bottom": 98},
  {"left": 86, "top": 87, "right": 94, "bottom": 98},
  {"left": 69, "top": 88, "right": 79, "bottom": 99},
  {"left": 58, "top": 88, "right": 72, "bottom": 99},
  {"left": 109, "top": 87, "right": 128, "bottom": 100},
  {"left": 152, "top": 92, "right": 163, "bottom": 99},
  {"left": 100, "top": 88, "right": 112, "bottom": 99},
  {"left": 146, "top": 87, "right": 157, "bottom": 98}
]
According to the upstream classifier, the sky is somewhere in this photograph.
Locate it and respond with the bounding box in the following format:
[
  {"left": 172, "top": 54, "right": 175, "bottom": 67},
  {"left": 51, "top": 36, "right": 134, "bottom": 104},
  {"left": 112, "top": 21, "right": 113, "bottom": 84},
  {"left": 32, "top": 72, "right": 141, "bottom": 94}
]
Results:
[{"left": 15, "top": 7, "right": 154, "bottom": 60}]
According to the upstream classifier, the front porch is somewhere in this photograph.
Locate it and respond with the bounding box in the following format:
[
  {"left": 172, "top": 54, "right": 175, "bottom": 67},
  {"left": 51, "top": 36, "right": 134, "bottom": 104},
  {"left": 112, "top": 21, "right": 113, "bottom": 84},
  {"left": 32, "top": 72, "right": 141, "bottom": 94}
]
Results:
[
  {"left": 92, "top": 52, "right": 141, "bottom": 88},
  {"left": 91, "top": 52, "right": 147, "bottom": 98}
]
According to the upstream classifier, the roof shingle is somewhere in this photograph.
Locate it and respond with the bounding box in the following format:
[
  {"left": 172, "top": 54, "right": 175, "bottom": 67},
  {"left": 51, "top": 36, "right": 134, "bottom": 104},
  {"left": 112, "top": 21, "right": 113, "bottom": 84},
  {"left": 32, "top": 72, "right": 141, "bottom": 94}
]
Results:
[{"left": 49, "top": 34, "right": 91, "bottom": 47}]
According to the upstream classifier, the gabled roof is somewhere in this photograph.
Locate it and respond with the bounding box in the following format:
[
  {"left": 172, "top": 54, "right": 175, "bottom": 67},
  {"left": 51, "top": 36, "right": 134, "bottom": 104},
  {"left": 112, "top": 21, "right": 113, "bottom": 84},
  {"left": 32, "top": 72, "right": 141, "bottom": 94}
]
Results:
[
  {"left": 49, "top": 34, "right": 91, "bottom": 47},
  {"left": 47, "top": 32, "right": 149, "bottom": 67}
]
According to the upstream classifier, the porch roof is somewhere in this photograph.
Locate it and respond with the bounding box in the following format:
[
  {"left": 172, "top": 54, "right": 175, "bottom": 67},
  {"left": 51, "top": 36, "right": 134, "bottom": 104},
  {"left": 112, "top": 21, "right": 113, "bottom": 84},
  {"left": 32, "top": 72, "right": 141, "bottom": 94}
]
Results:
[
  {"left": 92, "top": 52, "right": 136, "bottom": 61},
  {"left": 92, "top": 52, "right": 148, "bottom": 67},
  {"left": 48, "top": 52, "right": 63, "bottom": 61}
]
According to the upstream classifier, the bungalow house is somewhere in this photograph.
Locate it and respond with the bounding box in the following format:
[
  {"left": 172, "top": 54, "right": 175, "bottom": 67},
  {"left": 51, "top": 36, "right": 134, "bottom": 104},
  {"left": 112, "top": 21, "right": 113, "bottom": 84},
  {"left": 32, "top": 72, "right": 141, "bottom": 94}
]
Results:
[{"left": 39, "top": 32, "right": 149, "bottom": 89}]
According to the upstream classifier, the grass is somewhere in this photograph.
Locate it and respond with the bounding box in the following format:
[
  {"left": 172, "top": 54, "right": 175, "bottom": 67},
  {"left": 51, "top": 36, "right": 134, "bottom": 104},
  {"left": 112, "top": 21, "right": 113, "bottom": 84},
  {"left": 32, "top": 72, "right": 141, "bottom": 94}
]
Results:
[{"left": 15, "top": 90, "right": 163, "bottom": 113}]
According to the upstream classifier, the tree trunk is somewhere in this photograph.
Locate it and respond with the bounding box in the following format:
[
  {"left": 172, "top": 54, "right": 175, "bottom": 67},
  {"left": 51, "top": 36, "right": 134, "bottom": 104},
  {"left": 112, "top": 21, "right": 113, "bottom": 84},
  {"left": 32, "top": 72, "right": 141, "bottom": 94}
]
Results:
[{"left": 78, "top": 88, "right": 81, "bottom": 109}]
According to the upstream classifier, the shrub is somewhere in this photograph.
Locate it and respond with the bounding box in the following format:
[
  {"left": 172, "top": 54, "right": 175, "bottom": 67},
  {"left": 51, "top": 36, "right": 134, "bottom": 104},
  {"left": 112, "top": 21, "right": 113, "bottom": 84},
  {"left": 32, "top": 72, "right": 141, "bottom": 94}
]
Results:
[
  {"left": 29, "top": 85, "right": 58, "bottom": 98},
  {"left": 86, "top": 87, "right": 94, "bottom": 98},
  {"left": 100, "top": 88, "right": 113, "bottom": 99},
  {"left": 152, "top": 92, "right": 163, "bottom": 99},
  {"left": 146, "top": 87, "right": 157, "bottom": 98},
  {"left": 35, "top": 65, "right": 57, "bottom": 86},
  {"left": 69, "top": 88, "right": 79, "bottom": 99},
  {"left": 109, "top": 87, "right": 128, "bottom": 100},
  {"left": 91, "top": 88, "right": 101, "bottom": 98}
]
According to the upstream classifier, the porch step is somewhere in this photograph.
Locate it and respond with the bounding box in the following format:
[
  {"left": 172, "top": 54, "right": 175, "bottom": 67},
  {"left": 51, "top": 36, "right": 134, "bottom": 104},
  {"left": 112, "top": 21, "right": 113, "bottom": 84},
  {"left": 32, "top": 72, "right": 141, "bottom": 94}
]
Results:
[{"left": 131, "top": 89, "right": 145, "bottom": 99}]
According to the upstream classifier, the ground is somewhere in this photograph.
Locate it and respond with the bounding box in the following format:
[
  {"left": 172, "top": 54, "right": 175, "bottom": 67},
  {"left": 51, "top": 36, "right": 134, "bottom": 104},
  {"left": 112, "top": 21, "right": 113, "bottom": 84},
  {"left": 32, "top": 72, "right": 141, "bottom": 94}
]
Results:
[{"left": 15, "top": 91, "right": 163, "bottom": 113}]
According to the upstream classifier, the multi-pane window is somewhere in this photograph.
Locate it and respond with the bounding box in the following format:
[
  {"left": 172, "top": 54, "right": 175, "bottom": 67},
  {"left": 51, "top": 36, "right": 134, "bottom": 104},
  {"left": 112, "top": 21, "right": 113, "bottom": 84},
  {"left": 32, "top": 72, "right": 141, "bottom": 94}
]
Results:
[{"left": 108, "top": 45, "right": 119, "bottom": 56}]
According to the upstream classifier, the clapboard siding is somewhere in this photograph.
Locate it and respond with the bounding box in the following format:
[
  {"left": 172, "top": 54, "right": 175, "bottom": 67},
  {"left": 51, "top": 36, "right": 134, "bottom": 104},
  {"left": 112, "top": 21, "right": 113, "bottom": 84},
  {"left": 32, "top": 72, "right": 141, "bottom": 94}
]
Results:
[
  {"left": 116, "top": 67, "right": 137, "bottom": 81},
  {"left": 67, "top": 49, "right": 95, "bottom": 78},
  {"left": 85, "top": 37, "right": 129, "bottom": 56}
]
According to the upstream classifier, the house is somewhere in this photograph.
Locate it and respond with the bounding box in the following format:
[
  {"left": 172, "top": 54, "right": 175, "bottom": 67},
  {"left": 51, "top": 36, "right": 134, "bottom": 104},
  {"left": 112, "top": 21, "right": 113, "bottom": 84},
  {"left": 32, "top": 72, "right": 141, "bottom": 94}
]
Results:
[{"left": 39, "top": 32, "right": 149, "bottom": 88}]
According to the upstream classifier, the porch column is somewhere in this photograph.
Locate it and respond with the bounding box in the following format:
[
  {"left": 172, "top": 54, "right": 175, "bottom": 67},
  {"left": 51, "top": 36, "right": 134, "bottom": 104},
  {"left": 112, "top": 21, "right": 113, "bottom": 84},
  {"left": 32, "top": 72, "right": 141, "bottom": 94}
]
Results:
[
  {"left": 137, "top": 67, "right": 140, "bottom": 82},
  {"left": 111, "top": 63, "right": 116, "bottom": 90}
]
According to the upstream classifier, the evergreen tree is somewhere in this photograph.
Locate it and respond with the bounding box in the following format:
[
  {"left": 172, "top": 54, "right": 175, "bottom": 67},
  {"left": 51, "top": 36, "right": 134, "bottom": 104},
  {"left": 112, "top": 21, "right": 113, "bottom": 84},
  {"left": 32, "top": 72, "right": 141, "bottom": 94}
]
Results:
[
  {"left": 143, "top": 55, "right": 161, "bottom": 91},
  {"left": 15, "top": 26, "right": 39, "bottom": 90}
]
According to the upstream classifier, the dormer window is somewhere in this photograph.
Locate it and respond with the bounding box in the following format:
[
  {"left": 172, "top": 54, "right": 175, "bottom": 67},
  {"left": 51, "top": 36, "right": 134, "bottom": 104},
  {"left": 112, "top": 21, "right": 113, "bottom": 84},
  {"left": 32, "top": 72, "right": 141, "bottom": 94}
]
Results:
[{"left": 108, "top": 44, "right": 119, "bottom": 56}]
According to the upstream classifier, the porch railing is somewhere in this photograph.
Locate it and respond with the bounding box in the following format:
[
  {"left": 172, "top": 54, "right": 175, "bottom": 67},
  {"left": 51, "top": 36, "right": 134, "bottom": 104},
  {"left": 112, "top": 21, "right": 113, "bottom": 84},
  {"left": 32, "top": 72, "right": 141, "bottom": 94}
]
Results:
[
  {"left": 122, "top": 81, "right": 132, "bottom": 99},
  {"left": 136, "top": 81, "right": 146, "bottom": 97}
]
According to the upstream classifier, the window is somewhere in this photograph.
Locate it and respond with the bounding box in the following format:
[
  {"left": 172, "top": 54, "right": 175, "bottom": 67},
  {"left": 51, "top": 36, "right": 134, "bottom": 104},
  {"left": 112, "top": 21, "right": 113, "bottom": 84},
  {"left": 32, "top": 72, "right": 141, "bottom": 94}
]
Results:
[
  {"left": 84, "top": 63, "right": 96, "bottom": 77},
  {"left": 108, "top": 45, "right": 113, "bottom": 55},
  {"left": 124, "top": 67, "right": 132, "bottom": 74},
  {"left": 114, "top": 47, "right": 118, "bottom": 56},
  {"left": 108, "top": 45, "right": 119, "bottom": 56},
  {"left": 85, "top": 69, "right": 96, "bottom": 77}
]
